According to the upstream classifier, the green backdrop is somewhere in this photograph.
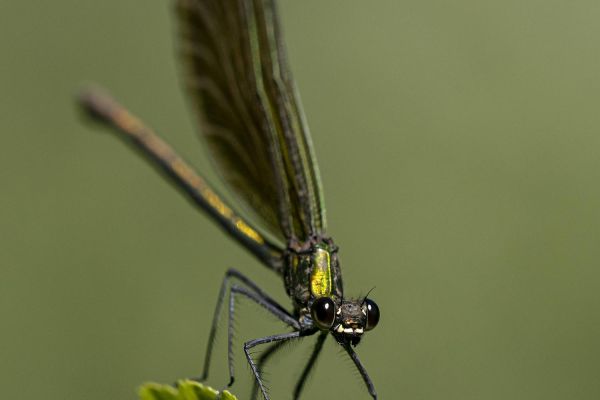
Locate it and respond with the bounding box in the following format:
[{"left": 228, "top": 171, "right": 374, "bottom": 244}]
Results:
[{"left": 2, "top": 1, "right": 600, "bottom": 399}]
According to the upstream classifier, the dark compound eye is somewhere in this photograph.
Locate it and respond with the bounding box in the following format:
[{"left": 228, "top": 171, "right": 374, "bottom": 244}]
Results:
[
  {"left": 364, "top": 299, "right": 380, "bottom": 331},
  {"left": 311, "top": 297, "right": 336, "bottom": 330}
]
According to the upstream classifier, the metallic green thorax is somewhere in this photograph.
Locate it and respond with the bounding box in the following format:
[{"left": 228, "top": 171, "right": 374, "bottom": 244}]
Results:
[
  {"left": 310, "top": 246, "right": 332, "bottom": 297},
  {"left": 284, "top": 237, "right": 344, "bottom": 311}
]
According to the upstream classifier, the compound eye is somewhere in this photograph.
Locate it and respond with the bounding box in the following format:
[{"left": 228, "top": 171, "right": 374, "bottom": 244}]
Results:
[
  {"left": 311, "top": 297, "right": 336, "bottom": 330},
  {"left": 364, "top": 299, "right": 380, "bottom": 331}
]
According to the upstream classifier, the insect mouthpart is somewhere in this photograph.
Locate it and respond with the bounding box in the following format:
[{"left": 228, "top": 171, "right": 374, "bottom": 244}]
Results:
[
  {"left": 330, "top": 300, "right": 369, "bottom": 342},
  {"left": 334, "top": 324, "right": 365, "bottom": 336}
]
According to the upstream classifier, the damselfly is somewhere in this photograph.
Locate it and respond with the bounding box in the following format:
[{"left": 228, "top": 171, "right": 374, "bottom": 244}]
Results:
[{"left": 79, "top": 1, "right": 380, "bottom": 399}]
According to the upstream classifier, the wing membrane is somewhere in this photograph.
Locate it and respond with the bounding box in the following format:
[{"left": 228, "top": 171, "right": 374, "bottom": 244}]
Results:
[{"left": 176, "top": 0, "right": 326, "bottom": 241}]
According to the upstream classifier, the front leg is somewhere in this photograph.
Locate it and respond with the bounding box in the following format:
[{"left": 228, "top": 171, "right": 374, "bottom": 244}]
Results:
[
  {"left": 243, "top": 331, "right": 315, "bottom": 400},
  {"left": 343, "top": 343, "right": 378, "bottom": 399},
  {"left": 226, "top": 284, "right": 300, "bottom": 387},
  {"left": 199, "top": 268, "right": 297, "bottom": 383},
  {"left": 249, "top": 341, "right": 286, "bottom": 400}
]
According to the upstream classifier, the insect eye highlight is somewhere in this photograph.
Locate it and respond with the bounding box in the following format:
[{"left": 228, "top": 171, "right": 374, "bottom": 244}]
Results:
[
  {"left": 311, "top": 297, "right": 336, "bottom": 330},
  {"left": 364, "top": 299, "right": 380, "bottom": 331}
]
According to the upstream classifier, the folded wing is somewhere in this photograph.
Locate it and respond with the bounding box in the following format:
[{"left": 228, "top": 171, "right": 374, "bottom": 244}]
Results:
[{"left": 176, "top": 0, "right": 326, "bottom": 242}]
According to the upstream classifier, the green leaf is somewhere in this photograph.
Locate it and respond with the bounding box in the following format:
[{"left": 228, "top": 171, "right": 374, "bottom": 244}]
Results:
[{"left": 139, "top": 380, "right": 238, "bottom": 400}]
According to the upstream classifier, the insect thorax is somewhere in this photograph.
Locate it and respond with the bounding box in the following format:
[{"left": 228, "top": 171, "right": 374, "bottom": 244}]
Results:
[{"left": 283, "top": 236, "right": 344, "bottom": 314}]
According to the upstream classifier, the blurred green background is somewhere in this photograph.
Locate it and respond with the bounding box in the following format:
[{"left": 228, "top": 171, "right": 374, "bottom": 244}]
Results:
[{"left": 2, "top": 0, "right": 600, "bottom": 399}]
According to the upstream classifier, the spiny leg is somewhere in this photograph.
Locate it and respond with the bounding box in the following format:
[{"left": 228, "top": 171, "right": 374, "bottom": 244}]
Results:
[
  {"left": 244, "top": 331, "right": 315, "bottom": 400},
  {"left": 226, "top": 284, "right": 300, "bottom": 387},
  {"left": 343, "top": 343, "right": 378, "bottom": 400},
  {"left": 250, "top": 341, "right": 287, "bottom": 400},
  {"left": 293, "top": 332, "right": 327, "bottom": 400},
  {"left": 199, "top": 268, "right": 297, "bottom": 383}
]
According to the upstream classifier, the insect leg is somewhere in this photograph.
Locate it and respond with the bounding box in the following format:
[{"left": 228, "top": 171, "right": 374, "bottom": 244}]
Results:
[
  {"left": 343, "top": 344, "right": 378, "bottom": 399},
  {"left": 250, "top": 341, "right": 286, "bottom": 400},
  {"left": 244, "top": 331, "right": 311, "bottom": 400},
  {"left": 227, "top": 284, "right": 300, "bottom": 387},
  {"left": 200, "top": 268, "right": 297, "bottom": 382},
  {"left": 293, "top": 332, "right": 327, "bottom": 400}
]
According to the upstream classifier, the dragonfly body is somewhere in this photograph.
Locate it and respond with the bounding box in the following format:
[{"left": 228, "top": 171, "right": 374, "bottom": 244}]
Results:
[
  {"left": 80, "top": 0, "right": 381, "bottom": 398},
  {"left": 285, "top": 237, "right": 341, "bottom": 314}
]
